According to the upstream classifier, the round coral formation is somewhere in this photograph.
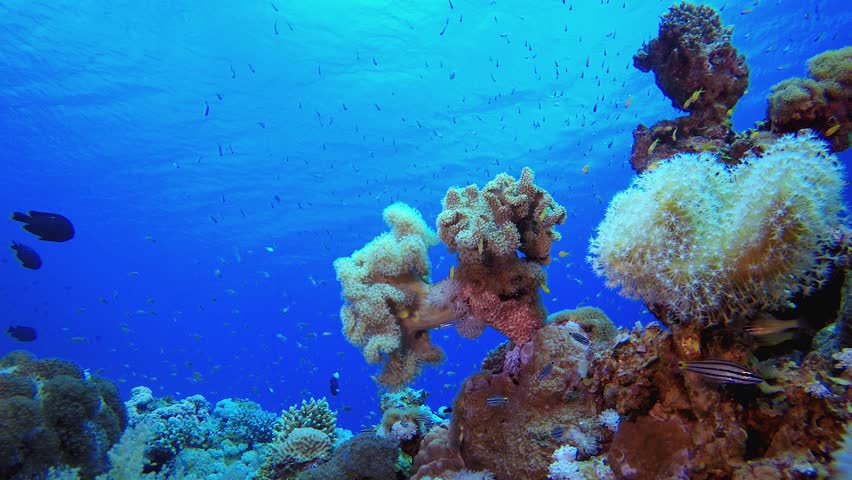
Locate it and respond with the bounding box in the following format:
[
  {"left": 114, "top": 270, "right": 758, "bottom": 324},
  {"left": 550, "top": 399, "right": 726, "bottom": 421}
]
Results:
[
  {"left": 279, "top": 427, "right": 331, "bottom": 464},
  {"left": 588, "top": 132, "right": 845, "bottom": 325}
]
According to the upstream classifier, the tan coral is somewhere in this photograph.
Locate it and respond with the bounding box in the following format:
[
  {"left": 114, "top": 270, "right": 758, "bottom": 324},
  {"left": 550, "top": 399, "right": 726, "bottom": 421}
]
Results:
[{"left": 334, "top": 202, "right": 455, "bottom": 387}]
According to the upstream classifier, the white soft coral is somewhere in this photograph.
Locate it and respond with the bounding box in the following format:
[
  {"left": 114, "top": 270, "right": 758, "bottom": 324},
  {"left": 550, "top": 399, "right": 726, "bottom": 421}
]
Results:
[{"left": 549, "top": 445, "right": 581, "bottom": 480}]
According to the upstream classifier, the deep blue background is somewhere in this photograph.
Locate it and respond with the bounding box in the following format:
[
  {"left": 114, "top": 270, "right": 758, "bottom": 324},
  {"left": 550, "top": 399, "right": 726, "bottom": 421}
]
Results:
[{"left": 1, "top": 0, "right": 849, "bottom": 431}]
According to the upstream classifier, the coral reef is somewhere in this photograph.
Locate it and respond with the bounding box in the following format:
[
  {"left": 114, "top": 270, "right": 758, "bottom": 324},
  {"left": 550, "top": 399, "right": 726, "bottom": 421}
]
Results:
[
  {"left": 588, "top": 132, "right": 846, "bottom": 326},
  {"left": 768, "top": 46, "right": 852, "bottom": 152},
  {"left": 112, "top": 388, "right": 281, "bottom": 478},
  {"left": 434, "top": 309, "right": 620, "bottom": 479},
  {"left": 0, "top": 351, "right": 127, "bottom": 480},
  {"left": 294, "top": 433, "right": 402, "bottom": 480},
  {"left": 334, "top": 202, "right": 453, "bottom": 387},
  {"left": 435, "top": 167, "right": 566, "bottom": 346},
  {"left": 629, "top": 2, "right": 748, "bottom": 172},
  {"left": 335, "top": 168, "right": 565, "bottom": 385}
]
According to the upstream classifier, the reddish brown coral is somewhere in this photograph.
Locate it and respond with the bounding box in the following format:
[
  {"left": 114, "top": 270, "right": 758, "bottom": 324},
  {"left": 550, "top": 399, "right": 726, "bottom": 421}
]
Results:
[{"left": 634, "top": 2, "right": 748, "bottom": 118}]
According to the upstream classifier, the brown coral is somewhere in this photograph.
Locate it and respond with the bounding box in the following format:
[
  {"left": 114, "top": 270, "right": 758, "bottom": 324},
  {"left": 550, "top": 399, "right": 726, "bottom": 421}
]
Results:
[
  {"left": 768, "top": 46, "right": 852, "bottom": 151},
  {"left": 437, "top": 167, "right": 566, "bottom": 265}
]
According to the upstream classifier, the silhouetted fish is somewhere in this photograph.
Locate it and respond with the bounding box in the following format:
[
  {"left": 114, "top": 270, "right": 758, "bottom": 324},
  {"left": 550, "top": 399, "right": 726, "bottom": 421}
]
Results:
[
  {"left": 12, "top": 211, "right": 75, "bottom": 242},
  {"left": 329, "top": 371, "right": 340, "bottom": 396},
  {"left": 7, "top": 325, "right": 37, "bottom": 342},
  {"left": 11, "top": 241, "right": 42, "bottom": 269}
]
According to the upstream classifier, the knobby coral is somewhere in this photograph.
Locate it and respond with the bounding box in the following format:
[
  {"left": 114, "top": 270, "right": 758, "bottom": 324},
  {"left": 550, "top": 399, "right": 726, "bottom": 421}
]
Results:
[{"left": 334, "top": 202, "right": 455, "bottom": 387}]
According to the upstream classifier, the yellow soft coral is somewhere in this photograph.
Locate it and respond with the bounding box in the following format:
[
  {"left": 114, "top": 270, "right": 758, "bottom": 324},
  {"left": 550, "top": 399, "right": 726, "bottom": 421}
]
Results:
[
  {"left": 334, "top": 202, "right": 455, "bottom": 387},
  {"left": 588, "top": 131, "right": 845, "bottom": 326}
]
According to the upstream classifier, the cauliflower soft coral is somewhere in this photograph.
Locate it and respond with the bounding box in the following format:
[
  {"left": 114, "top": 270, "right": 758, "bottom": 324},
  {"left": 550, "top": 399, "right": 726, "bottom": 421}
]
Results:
[{"left": 334, "top": 202, "right": 457, "bottom": 387}]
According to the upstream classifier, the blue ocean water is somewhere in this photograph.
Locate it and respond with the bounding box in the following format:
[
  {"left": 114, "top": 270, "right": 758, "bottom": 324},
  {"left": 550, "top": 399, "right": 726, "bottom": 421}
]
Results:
[{"left": 0, "top": 0, "right": 849, "bottom": 434}]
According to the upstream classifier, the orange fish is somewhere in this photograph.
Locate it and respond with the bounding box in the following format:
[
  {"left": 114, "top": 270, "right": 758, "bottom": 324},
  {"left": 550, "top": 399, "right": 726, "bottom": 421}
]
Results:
[
  {"left": 581, "top": 164, "right": 590, "bottom": 174},
  {"left": 625, "top": 96, "right": 633, "bottom": 109}
]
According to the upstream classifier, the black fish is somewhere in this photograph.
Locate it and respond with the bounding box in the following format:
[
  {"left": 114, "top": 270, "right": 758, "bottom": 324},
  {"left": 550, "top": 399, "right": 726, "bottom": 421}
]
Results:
[
  {"left": 7, "top": 325, "right": 37, "bottom": 342},
  {"left": 12, "top": 211, "right": 75, "bottom": 242},
  {"left": 329, "top": 372, "right": 340, "bottom": 396},
  {"left": 11, "top": 241, "right": 42, "bottom": 269}
]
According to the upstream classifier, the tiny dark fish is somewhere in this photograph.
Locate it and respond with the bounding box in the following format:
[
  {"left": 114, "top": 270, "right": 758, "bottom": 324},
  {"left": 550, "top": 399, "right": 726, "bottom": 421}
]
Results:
[
  {"left": 204, "top": 101, "right": 209, "bottom": 116},
  {"left": 12, "top": 211, "right": 75, "bottom": 242},
  {"left": 486, "top": 395, "right": 508, "bottom": 407},
  {"left": 217, "top": 143, "right": 223, "bottom": 156},
  {"left": 7, "top": 325, "right": 37, "bottom": 342},
  {"left": 569, "top": 332, "right": 590, "bottom": 346},
  {"left": 679, "top": 360, "right": 764, "bottom": 385},
  {"left": 550, "top": 426, "right": 564, "bottom": 440},
  {"left": 248, "top": 63, "right": 255, "bottom": 73},
  {"left": 536, "top": 362, "right": 554, "bottom": 381},
  {"left": 329, "top": 371, "right": 340, "bottom": 396},
  {"left": 11, "top": 241, "right": 42, "bottom": 269},
  {"left": 274, "top": 20, "right": 279, "bottom": 35},
  {"left": 372, "top": 56, "right": 378, "bottom": 66}
]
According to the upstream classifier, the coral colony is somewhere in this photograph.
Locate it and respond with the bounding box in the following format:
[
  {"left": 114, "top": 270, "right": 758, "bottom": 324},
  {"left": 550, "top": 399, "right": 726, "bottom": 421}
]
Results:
[{"left": 2, "top": 3, "right": 850, "bottom": 479}]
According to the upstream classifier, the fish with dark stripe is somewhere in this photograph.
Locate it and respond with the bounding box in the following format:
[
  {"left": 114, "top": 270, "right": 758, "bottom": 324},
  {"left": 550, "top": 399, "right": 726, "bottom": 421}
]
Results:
[{"left": 679, "top": 359, "right": 763, "bottom": 385}]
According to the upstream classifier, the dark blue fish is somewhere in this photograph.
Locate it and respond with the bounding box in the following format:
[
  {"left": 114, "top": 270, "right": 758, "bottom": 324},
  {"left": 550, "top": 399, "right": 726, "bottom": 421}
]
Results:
[
  {"left": 12, "top": 211, "right": 74, "bottom": 242},
  {"left": 679, "top": 360, "right": 764, "bottom": 385},
  {"left": 569, "top": 332, "right": 590, "bottom": 346},
  {"left": 7, "top": 325, "right": 37, "bottom": 342},
  {"left": 204, "top": 101, "right": 209, "bottom": 116},
  {"left": 329, "top": 371, "right": 340, "bottom": 396},
  {"left": 10, "top": 241, "right": 42, "bottom": 270},
  {"left": 536, "top": 362, "right": 554, "bottom": 381}
]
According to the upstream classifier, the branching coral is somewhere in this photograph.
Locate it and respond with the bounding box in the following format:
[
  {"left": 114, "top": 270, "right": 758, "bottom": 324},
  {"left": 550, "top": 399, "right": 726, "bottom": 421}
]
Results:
[
  {"left": 588, "top": 132, "right": 846, "bottom": 326},
  {"left": 334, "top": 202, "right": 455, "bottom": 387}
]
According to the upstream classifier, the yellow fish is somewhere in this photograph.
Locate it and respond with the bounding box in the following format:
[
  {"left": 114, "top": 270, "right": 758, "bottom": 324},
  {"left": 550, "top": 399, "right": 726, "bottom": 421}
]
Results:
[
  {"left": 540, "top": 281, "right": 551, "bottom": 294},
  {"left": 449, "top": 265, "right": 455, "bottom": 279},
  {"left": 671, "top": 128, "right": 678, "bottom": 142},
  {"left": 557, "top": 250, "right": 570, "bottom": 258},
  {"left": 825, "top": 124, "right": 841, "bottom": 137},
  {"left": 646, "top": 160, "right": 663, "bottom": 172},
  {"left": 683, "top": 88, "right": 704, "bottom": 109},
  {"left": 648, "top": 138, "right": 660, "bottom": 154}
]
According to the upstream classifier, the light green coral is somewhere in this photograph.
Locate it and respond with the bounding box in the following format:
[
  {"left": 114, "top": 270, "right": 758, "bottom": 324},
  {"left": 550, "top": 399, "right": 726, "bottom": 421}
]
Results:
[
  {"left": 276, "top": 397, "right": 337, "bottom": 444},
  {"left": 587, "top": 131, "right": 845, "bottom": 325},
  {"left": 277, "top": 427, "right": 331, "bottom": 463}
]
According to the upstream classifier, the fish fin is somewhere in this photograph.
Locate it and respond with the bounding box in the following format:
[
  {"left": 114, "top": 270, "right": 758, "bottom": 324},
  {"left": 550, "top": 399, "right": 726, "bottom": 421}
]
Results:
[
  {"left": 11, "top": 212, "right": 31, "bottom": 223},
  {"left": 27, "top": 211, "right": 52, "bottom": 217},
  {"left": 22, "top": 225, "right": 42, "bottom": 237}
]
